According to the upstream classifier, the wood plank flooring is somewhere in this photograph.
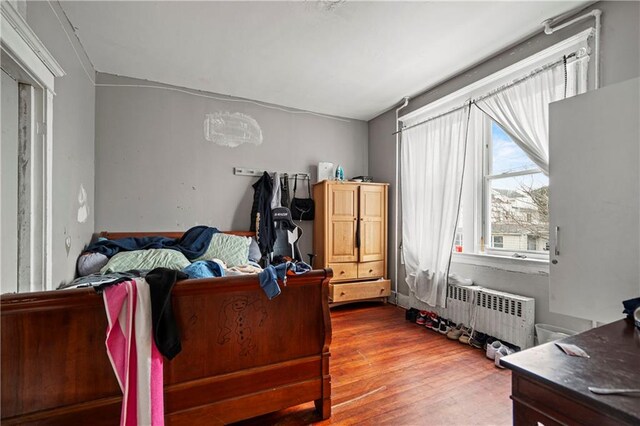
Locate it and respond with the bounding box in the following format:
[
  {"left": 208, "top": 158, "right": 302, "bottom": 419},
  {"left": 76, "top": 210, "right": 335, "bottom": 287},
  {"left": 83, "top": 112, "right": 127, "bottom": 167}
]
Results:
[{"left": 235, "top": 303, "right": 512, "bottom": 425}]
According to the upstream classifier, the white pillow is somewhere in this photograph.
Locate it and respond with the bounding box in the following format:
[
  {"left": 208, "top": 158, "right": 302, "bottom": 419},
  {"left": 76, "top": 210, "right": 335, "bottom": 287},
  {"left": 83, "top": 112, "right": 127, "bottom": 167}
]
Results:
[
  {"left": 101, "top": 249, "right": 190, "bottom": 274},
  {"left": 194, "top": 233, "right": 251, "bottom": 267},
  {"left": 77, "top": 252, "right": 109, "bottom": 276}
]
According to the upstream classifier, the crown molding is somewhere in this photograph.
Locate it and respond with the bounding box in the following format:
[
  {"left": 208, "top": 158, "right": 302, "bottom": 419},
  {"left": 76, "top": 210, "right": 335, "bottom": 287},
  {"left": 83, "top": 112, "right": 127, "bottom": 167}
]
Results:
[{"left": 1, "top": 1, "right": 65, "bottom": 79}]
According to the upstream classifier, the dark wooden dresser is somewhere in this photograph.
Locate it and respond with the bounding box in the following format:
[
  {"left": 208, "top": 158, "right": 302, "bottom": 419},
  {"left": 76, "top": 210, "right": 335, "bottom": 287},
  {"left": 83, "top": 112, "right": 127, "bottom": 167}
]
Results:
[{"left": 501, "top": 318, "right": 640, "bottom": 426}]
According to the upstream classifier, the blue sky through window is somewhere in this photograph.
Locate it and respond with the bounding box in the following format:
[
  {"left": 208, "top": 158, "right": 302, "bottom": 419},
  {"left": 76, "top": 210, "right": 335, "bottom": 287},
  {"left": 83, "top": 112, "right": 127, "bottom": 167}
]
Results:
[
  {"left": 491, "top": 122, "right": 547, "bottom": 191},
  {"left": 491, "top": 122, "right": 537, "bottom": 174}
]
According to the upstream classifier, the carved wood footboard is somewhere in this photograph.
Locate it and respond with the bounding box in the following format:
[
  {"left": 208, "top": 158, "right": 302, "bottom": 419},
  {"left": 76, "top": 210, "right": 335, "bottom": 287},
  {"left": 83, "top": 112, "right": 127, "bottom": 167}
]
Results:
[{"left": 1, "top": 269, "right": 332, "bottom": 425}]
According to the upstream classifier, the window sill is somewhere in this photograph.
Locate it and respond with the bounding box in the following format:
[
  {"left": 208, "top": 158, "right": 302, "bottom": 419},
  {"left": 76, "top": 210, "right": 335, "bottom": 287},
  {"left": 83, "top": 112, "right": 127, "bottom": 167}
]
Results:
[{"left": 451, "top": 252, "right": 549, "bottom": 275}]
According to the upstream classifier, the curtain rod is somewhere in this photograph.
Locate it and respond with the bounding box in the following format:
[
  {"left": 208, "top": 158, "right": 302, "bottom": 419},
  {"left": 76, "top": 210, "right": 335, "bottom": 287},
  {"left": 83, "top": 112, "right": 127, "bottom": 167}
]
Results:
[
  {"left": 474, "top": 52, "right": 576, "bottom": 104},
  {"left": 393, "top": 52, "right": 577, "bottom": 136}
]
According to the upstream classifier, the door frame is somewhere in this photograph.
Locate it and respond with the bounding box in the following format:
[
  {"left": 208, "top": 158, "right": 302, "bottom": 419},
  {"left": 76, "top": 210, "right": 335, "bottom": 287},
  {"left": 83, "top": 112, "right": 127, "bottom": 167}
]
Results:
[{"left": 1, "top": 1, "right": 65, "bottom": 290}]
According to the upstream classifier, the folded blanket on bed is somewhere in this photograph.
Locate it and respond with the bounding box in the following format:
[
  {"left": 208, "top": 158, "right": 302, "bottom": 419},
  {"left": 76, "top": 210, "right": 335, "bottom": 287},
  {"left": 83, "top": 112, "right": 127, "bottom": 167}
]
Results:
[{"left": 86, "top": 226, "right": 219, "bottom": 260}]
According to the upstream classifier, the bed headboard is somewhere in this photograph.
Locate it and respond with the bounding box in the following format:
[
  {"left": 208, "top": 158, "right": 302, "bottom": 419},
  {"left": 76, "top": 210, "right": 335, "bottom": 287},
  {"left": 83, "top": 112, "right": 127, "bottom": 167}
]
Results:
[{"left": 97, "top": 230, "right": 255, "bottom": 240}]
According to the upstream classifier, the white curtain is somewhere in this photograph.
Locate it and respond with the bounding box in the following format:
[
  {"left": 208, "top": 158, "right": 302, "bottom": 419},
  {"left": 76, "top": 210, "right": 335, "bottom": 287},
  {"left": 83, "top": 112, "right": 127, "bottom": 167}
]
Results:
[
  {"left": 401, "top": 105, "right": 470, "bottom": 307},
  {"left": 474, "top": 57, "right": 588, "bottom": 175}
]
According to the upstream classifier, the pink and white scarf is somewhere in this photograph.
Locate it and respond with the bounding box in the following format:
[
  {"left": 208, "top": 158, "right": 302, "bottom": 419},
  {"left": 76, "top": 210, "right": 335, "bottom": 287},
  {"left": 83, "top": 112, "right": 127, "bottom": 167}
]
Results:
[{"left": 103, "top": 279, "right": 164, "bottom": 425}]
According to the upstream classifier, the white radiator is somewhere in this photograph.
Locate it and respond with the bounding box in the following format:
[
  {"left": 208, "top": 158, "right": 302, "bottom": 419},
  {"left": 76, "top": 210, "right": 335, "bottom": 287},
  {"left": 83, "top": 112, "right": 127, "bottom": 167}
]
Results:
[{"left": 444, "top": 284, "right": 535, "bottom": 349}]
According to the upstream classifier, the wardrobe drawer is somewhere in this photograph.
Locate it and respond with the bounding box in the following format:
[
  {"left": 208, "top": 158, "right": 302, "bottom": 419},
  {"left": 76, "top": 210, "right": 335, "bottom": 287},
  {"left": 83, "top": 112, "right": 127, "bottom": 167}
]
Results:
[
  {"left": 358, "top": 261, "right": 385, "bottom": 279},
  {"left": 328, "top": 262, "right": 358, "bottom": 282},
  {"left": 330, "top": 279, "right": 391, "bottom": 303}
]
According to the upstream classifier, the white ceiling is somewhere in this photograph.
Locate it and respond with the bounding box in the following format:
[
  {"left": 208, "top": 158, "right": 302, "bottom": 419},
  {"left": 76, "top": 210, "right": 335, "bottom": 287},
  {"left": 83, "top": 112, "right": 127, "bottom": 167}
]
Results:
[{"left": 60, "top": 1, "right": 588, "bottom": 120}]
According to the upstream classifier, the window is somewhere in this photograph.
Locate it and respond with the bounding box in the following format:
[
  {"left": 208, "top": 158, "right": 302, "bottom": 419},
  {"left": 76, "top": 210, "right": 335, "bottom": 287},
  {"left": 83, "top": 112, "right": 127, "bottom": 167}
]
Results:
[
  {"left": 485, "top": 122, "right": 549, "bottom": 256},
  {"left": 400, "top": 29, "right": 592, "bottom": 267}
]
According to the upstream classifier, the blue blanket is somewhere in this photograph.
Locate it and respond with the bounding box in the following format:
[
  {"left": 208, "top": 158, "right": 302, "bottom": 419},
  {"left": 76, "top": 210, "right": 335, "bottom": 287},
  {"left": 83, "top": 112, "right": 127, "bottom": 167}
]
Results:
[
  {"left": 85, "top": 226, "right": 219, "bottom": 260},
  {"left": 182, "top": 261, "right": 225, "bottom": 279}
]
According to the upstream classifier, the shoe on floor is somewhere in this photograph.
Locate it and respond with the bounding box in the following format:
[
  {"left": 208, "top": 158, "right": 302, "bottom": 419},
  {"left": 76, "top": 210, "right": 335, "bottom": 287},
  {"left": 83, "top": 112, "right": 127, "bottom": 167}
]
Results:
[
  {"left": 469, "top": 331, "right": 488, "bottom": 349},
  {"left": 438, "top": 319, "right": 451, "bottom": 335},
  {"left": 494, "top": 346, "right": 512, "bottom": 368},
  {"left": 424, "top": 312, "right": 438, "bottom": 330},
  {"left": 484, "top": 336, "right": 496, "bottom": 351},
  {"left": 446, "top": 323, "right": 465, "bottom": 340},
  {"left": 486, "top": 340, "right": 503, "bottom": 360},
  {"left": 433, "top": 316, "right": 445, "bottom": 332},
  {"left": 416, "top": 310, "right": 428, "bottom": 325},
  {"left": 458, "top": 327, "right": 473, "bottom": 345},
  {"left": 406, "top": 308, "right": 420, "bottom": 322}
]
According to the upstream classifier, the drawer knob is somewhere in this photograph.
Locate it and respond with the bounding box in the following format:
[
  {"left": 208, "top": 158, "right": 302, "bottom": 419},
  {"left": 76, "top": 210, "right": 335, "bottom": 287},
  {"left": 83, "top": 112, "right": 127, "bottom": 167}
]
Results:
[
  {"left": 380, "top": 288, "right": 384, "bottom": 293},
  {"left": 340, "top": 271, "right": 345, "bottom": 275},
  {"left": 340, "top": 292, "right": 346, "bottom": 296},
  {"left": 369, "top": 269, "right": 373, "bottom": 273}
]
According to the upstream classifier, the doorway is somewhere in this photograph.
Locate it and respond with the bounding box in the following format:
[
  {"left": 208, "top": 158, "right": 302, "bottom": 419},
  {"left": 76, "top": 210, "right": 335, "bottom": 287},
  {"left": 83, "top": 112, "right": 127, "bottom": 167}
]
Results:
[
  {"left": 1, "top": 68, "right": 20, "bottom": 293},
  {"left": 1, "top": 52, "right": 48, "bottom": 293}
]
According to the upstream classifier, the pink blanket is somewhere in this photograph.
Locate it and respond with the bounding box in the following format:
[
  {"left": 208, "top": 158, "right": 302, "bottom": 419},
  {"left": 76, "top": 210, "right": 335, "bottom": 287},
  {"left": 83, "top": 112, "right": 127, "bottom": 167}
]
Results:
[{"left": 103, "top": 279, "right": 164, "bottom": 425}]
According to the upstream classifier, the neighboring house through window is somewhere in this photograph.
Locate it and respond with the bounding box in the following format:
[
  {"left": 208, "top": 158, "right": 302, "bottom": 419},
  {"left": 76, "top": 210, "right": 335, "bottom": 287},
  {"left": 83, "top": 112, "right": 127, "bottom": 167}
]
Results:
[{"left": 486, "top": 122, "right": 549, "bottom": 256}]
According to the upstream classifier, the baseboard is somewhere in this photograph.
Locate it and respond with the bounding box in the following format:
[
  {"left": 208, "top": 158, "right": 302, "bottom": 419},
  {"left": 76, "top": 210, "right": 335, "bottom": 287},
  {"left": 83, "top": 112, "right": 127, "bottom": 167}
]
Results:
[{"left": 390, "top": 291, "right": 411, "bottom": 309}]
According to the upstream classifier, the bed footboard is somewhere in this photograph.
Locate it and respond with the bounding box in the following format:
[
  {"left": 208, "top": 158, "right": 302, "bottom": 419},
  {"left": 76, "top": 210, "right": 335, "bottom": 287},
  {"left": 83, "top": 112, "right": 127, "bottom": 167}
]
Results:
[{"left": 1, "top": 269, "right": 332, "bottom": 425}]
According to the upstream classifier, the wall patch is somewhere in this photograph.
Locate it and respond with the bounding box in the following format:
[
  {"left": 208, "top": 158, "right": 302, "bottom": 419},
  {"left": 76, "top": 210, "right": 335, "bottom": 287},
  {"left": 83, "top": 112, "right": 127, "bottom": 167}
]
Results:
[
  {"left": 77, "top": 184, "right": 89, "bottom": 223},
  {"left": 204, "top": 112, "right": 263, "bottom": 148}
]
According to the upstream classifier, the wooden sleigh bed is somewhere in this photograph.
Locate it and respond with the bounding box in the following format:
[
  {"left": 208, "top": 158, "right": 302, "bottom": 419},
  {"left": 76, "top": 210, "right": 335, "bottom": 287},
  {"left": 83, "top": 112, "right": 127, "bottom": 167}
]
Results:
[{"left": 1, "top": 231, "right": 332, "bottom": 425}]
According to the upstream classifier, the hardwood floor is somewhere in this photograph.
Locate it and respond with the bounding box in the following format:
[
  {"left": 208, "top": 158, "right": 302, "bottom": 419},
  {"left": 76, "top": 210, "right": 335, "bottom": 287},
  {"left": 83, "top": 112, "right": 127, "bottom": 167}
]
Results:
[{"left": 235, "top": 303, "right": 512, "bottom": 425}]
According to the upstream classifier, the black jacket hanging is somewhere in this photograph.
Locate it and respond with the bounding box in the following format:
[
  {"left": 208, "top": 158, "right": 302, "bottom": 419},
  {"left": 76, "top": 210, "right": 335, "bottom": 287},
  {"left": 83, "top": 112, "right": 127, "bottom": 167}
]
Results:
[{"left": 250, "top": 172, "right": 276, "bottom": 256}]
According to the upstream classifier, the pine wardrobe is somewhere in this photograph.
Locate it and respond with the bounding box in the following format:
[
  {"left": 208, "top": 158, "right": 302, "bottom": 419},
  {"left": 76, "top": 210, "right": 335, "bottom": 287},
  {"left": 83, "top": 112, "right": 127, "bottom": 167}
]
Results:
[{"left": 313, "top": 181, "right": 391, "bottom": 304}]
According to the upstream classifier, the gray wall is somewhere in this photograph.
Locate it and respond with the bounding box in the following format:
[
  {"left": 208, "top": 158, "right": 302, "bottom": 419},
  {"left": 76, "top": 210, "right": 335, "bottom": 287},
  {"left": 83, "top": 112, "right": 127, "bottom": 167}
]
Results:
[
  {"left": 368, "top": 1, "right": 640, "bottom": 330},
  {"left": 26, "top": 1, "right": 96, "bottom": 287},
  {"left": 94, "top": 73, "right": 368, "bottom": 258}
]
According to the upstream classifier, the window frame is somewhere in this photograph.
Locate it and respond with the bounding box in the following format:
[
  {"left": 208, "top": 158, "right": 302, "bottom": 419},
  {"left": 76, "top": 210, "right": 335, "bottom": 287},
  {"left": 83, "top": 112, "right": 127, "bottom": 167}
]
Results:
[{"left": 482, "top": 119, "right": 550, "bottom": 260}]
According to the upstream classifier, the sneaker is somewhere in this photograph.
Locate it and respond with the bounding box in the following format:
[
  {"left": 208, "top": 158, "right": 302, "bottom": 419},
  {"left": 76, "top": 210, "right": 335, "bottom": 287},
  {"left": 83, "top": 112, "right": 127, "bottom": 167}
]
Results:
[
  {"left": 458, "top": 327, "right": 473, "bottom": 344},
  {"left": 406, "top": 308, "right": 420, "bottom": 322},
  {"left": 486, "top": 340, "right": 503, "bottom": 360},
  {"left": 438, "top": 319, "right": 451, "bottom": 335},
  {"left": 416, "top": 311, "right": 428, "bottom": 326},
  {"left": 484, "top": 336, "right": 497, "bottom": 351},
  {"left": 494, "top": 346, "right": 512, "bottom": 368},
  {"left": 469, "top": 332, "right": 488, "bottom": 349},
  {"left": 425, "top": 313, "right": 438, "bottom": 330},
  {"left": 446, "top": 323, "right": 465, "bottom": 340},
  {"left": 436, "top": 316, "right": 446, "bottom": 331}
]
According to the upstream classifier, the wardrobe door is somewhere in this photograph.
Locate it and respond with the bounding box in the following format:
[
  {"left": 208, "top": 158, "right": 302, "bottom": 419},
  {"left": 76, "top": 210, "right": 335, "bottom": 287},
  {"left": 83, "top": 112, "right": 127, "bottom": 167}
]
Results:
[
  {"left": 549, "top": 77, "right": 639, "bottom": 324},
  {"left": 328, "top": 184, "right": 358, "bottom": 263},
  {"left": 359, "top": 185, "right": 387, "bottom": 263}
]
